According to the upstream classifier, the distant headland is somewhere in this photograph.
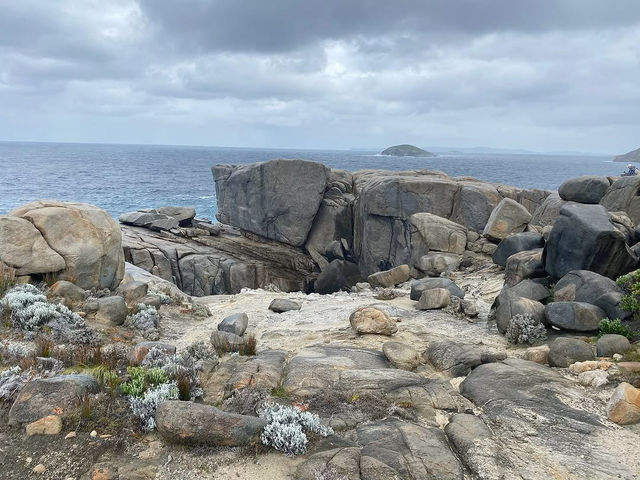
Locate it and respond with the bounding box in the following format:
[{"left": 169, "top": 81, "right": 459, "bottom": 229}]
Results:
[
  {"left": 380, "top": 144, "right": 436, "bottom": 157},
  {"left": 614, "top": 147, "right": 640, "bottom": 162}
]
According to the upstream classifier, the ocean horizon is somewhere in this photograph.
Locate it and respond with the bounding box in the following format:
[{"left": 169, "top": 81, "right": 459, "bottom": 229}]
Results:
[{"left": 0, "top": 140, "right": 620, "bottom": 220}]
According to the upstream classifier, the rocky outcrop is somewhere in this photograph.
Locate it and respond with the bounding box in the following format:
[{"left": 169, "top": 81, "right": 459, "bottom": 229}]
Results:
[
  {"left": 3, "top": 201, "right": 124, "bottom": 289},
  {"left": 483, "top": 198, "right": 532, "bottom": 241},
  {"left": 600, "top": 176, "right": 640, "bottom": 225},
  {"left": 380, "top": 144, "right": 435, "bottom": 157},
  {"left": 558, "top": 175, "right": 610, "bottom": 204},
  {"left": 530, "top": 192, "right": 569, "bottom": 227},
  {"left": 613, "top": 146, "right": 640, "bottom": 163}
]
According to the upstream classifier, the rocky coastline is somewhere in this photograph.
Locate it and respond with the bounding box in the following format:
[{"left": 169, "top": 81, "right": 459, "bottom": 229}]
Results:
[{"left": 0, "top": 161, "right": 639, "bottom": 479}]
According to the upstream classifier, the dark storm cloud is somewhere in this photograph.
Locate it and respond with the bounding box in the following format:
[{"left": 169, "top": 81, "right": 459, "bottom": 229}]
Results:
[{"left": 1, "top": 0, "right": 640, "bottom": 152}]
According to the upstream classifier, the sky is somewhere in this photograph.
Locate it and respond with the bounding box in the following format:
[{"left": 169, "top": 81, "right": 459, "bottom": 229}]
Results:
[{"left": 1, "top": 1, "right": 639, "bottom": 153}]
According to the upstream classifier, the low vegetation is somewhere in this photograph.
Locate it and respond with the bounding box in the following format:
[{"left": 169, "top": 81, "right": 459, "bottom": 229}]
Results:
[
  {"left": 598, "top": 318, "right": 637, "bottom": 340},
  {"left": 505, "top": 314, "right": 548, "bottom": 345}
]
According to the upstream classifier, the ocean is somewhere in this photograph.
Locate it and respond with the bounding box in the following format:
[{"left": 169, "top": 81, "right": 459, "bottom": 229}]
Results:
[{"left": 0, "top": 141, "right": 619, "bottom": 220}]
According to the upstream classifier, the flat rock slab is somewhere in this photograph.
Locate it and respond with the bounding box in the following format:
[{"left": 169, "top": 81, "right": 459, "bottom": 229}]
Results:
[
  {"left": 461, "top": 358, "right": 636, "bottom": 479},
  {"left": 9, "top": 375, "right": 99, "bottom": 425},
  {"left": 424, "top": 340, "right": 506, "bottom": 377},
  {"left": 296, "top": 418, "right": 464, "bottom": 480},
  {"left": 226, "top": 350, "right": 286, "bottom": 392}
]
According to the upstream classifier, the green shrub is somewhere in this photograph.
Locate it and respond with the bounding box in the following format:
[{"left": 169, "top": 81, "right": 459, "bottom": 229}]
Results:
[
  {"left": 617, "top": 270, "right": 640, "bottom": 317},
  {"left": 121, "top": 366, "right": 147, "bottom": 397},
  {"left": 598, "top": 318, "right": 636, "bottom": 340}
]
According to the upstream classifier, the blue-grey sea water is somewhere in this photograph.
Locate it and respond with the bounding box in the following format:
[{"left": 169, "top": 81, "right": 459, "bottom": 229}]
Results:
[{"left": 0, "top": 141, "right": 620, "bottom": 220}]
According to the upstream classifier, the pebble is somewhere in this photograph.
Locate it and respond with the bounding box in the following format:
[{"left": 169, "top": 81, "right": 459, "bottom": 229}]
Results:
[
  {"left": 26, "top": 457, "right": 32, "bottom": 464},
  {"left": 33, "top": 464, "right": 46, "bottom": 474},
  {"left": 90, "top": 430, "right": 98, "bottom": 437},
  {"left": 65, "top": 431, "right": 77, "bottom": 439}
]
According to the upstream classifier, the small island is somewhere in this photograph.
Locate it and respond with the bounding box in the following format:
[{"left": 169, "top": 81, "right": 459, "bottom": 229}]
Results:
[
  {"left": 614, "top": 147, "right": 640, "bottom": 162},
  {"left": 381, "top": 144, "right": 436, "bottom": 157}
]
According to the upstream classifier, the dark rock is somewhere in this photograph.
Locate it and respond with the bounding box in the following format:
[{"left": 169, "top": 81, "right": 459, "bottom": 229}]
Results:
[
  {"left": 543, "top": 204, "right": 637, "bottom": 280},
  {"left": 559, "top": 176, "right": 610, "bottom": 204},
  {"left": 501, "top": 279, "right": 551, "bottom": 303},
  {"left": 553, "top": 270, "right": 631, "bottom": 320},
  {"left": 492, "top": 232, "right": 545, "bottom": 267},
  {"left": 213, "top": 159, "right": 328, "bottom": 247},
  {"left": 410, "top": 277, "right": 464, "bottom": 300},
  {"left": 548, "top": 337, "right": 595, "bottom": 367},
  {"left": 156, "top": 401, "right": 265, "bottom": 446},
  {"left": 424, "top": 340, "right": 507, "bottom": 377},
  {"left": 504, "top": 248, "right": 546, "bottom": 287},
  {"left": 530, "top": 192, "right": 570, "bottom": 227},
  {"left": 544, "top": 301, "right": 605, "bottom": 332},
  {"left": 324, "top": 240, "right": 345, "bottom": 261},
  {"left": 597, "top": 334, "right": 631, "bottom": 357},
  {"left": 94, "top": 296, "right": 127, "bottom": 326},
  {"left": 495, "top": 296, "right": 545, "bottom": 334},
  {"left": 8, "top": 375, "right": 99, "bottom": 425},
  {"left": 268, "top": 298, "right": 301, "bottom": 313},
  {"left": 314, "top": 259, "right": 361, "bottom": 294},
  {"left": 218, "top": 312, "right": 248, "bottom": 336}
]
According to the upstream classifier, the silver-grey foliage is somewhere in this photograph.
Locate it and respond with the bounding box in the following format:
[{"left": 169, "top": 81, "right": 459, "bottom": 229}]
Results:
[
  {"left": 128, "top": 382, "right": 179, "bottom": 431},
  {"left": 505, "top": 313, "right": 548, "bottom": 345},
  {"left": 141, "top": 347, "right": 204, "bottom": 400},
  {"left": 125, "top": 304, "right": 160, "bottom": 340},
  {"left": 258, "top": 403, "right": 333, "bottom": 456}
]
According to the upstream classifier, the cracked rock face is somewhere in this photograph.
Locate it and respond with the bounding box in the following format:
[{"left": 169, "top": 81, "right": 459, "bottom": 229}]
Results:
[{"left": 2, "top": 201, "right": 124, "bottom": 289}]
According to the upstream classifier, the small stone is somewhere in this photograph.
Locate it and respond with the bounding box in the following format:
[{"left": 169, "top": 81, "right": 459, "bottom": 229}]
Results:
[
  {"left": 367, "top": 264, "right": 411, "bottom": 288},
  {"left": 33, "top": 464, "right": 46, "bottom": 474},
  {"left": 90, "top": 430, "right": 98, "bottom": 437},
  {"left": 460, "top": 299, "right": 478, "bottom": 317},
  {"left": 548, "top": 337, "right": 595, "bottom": 368},
  {"left": 268, "top": 298, "right": 301, "bottom": 313},
  {"left": 613, "top": 353, "right": 623, "bottom": 361},
  {"left": 568, "top": 360, "right": 612, "bottom": 375},
  {"left": 416, "top": 288, "right": 450, "bottom": 310},
  {"left": 349, "top": 306, "right": 397, "bottom": 336},
  {"left": 577, "top": 370, "right": 608, "bottom": 387},
  {"left": 597, "top": 334, "right": 631, "bottom": 357},
  {"left": 26, "top": 457, "right": 32, "bottom": 464},
  {"left": 65, "top": 431, "right": 76, "bottom": 439},
  {"left": 607, "top": 382, "right": 640, "bottom": 425},
  {"left": 522, "top": 345, "right": 550, "bottom": 365},
  {"left": 217, "top": 312, "right": 249, "bottom": 336},
  {"left": 25, "top": 415, "right": 62, "bottom": 436}
]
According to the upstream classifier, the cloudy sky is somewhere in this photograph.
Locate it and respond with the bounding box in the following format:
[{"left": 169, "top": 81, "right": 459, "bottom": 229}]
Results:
[{"left": 1, "top": 1, "right": 639, "bottom": 153}]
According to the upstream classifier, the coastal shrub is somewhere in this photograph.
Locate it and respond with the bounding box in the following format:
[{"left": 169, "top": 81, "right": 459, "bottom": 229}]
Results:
[
  {"left": 186, "top": 340, "right": 217, "bottom": 362},
  {"left": 142, "top": 347, "right": 204, "bottom": 400},
  {"left": 125, "top": 304, "right": 160, "bottom": 340},
  {"left": 0, "top": 264, "right": 16, "bottom": 297},
  {"left": 240, "top": 334, "right": 257, "bottom": 356},
  {"left": 1, "top": 284, "right": 99, "bottom": 344},
  {"left": 617, "top": 270, "right": 640, "bottom": 318},
  {"left": 0, "top": 366, "right": 27, "bottom": 402},
  {"left": 598, "top": 318, "right": 637, "bottom": 340},
  {"left": 505, "top": 313, "right": 547, "bottom": 345},
  {"left": 223, "top": 387, "right": 269, "bottom": 415},
  {"left": 129, "top": 382, "right": 179, "bottom": 432},
  {"left": 258, "top": 403, "right": 333, "bottom": 456}
]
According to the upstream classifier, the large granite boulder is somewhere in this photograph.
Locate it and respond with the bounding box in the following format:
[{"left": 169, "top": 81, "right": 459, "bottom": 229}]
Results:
[
  {"left": 409, "top": 212, "right": 467, "bottom": 256},
  {"left": 119, "top": 211, "right": 179, "bottom": 231},
  {"left": 553, "top": 270, "right": 631, "bottom": 320},
  {"left": 544, "top": 301, "right": 605, "bottom": 332},
  {"left": 495, "top": 296, "right": 545, "bottom": 334},
  {"left": 492, "top": 232, "right": 545, "bottom": 267},
  {"left": 0, "top": 217, "right": 66, "bottom": 276},
  {"left": 543, "top": 204, "right": 637, "bottom": 280},
  {"left": 548, "top": 337, "right": 595, "bottom": 367},
  {"left": 9, "top": 201, "right": 124, "bottom": 290},
  {"left": 415, "top": 252, "right": 461, "bottom": 276},
  {"left": 559, "top": 176, "right": 610, "bottom": 204},
  {"left": 483, "top": 198, "right": 532, "bottom": 241},
  {"left": 213, "top": 159, "right": 328, "bottom": 247},
  {"left": 504, "top": 248, "right": 546, "bottom": 287},
  {"left": 600, "top": 175, "right": 640, "bottom": 225}
]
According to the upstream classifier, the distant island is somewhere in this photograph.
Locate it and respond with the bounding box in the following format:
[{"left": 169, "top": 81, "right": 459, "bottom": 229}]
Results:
[
  {"left": 380, "top": 144, "right": 436, "bottom": 157},
  {"left": 614, "top": 147, "right": 640, "bottom": 162}
]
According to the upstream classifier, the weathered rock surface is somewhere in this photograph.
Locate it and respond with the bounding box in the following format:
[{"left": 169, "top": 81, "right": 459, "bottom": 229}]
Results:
[
  {"left": 559, "top": 175, "right": 610, "bottom": 203},
  {"left": 415, "top": 252, "right": 460, "bottom": 276},
  {"left": 0, "top": 216, "right": 66, "bottom": 276},
  {"left": 461, "top": 359, "right": 636, "bottom": 479},
  {"left": 9, "top": 375, "right": 99, "bottom": 425},
  {"left": 410, "top": 277, "right": 464, "bottom": 300},
  {"left": 382, "top": 341, "right": 421, "bottom": 370},
  {"left": 213, "top": 159, "right": 328, "bottom": 247},
  {"left": 492, "top": 231, "right": 545, "bottom": 267},
  {"left": 548, "top": 337, "right": 595, "bottom": 367},
  {"left": 118, "top": 280, "right": 148, "bottom": 305},
  {"left": 119, "top": 211, "right": 180, "bottom": 231},
  {"left": 424, "top": 340, "right": 506, "bottom": 377},
  {"left": 47, "top": 280, "right": 86, "bottom": 309},
  {"left": 499, "top": 279, "right": 550, "bottom": 303},
  {"left": 530, "top": 192, "right": 569, "bottom": 227},
  {"left": 544, "top": 301, "right": 605, "bottom": 332},
  {"left": 367, "top": 264, "right": 410, "bottom": 288},
  {"left": 409, "top": 212, "right": 467, "bottom": 256},
  {"left": 93, "top": 296, "right": 128, "bottom": 326},
  {"left": 416, "top": 288, "right": 451, "bottom": 310},
  {"left": 483, "top": 198, "right": 532, "bottom": 241},
  {"left": 349, "top": 306, "right": 397, "bottom": 335},
  {"left": 9, "top": 201, "right": 124, "bottom": 289},
  {"left": 225, "top": 350, "right": 286, "bottom": 392},
  {"left": 495, "top": 296, "right": 545, "bottom": 334},
  {"left": 504, "top": 248, "right": 546, "bottom": 287},
  {"left": 597, "top": 334, "right": 631, "bottom": 357},
  {"left": 553, "top": 270, "right": 631, "bottom": 320},
  {"left": 296, "top": 418, "right": 463, "bottom": 480},
  {"left": 607, "top": 382, "right": 640, "bottom": 425},
  {"left": 268, "top": 298, "right": 301, "bottom": 313},
  {"left": 600, "top": 175, "right": 640, "bottom": 225},
  {"left": 156, "top": 401, "right": 265, "bottom": 445},
  {"left": 211, "top": 331, "right": 245, "bottom": 352},
  {"left": 25, "top": 415, "right": 63, "bottom": 436},
  {"left": 543, "top": 203, "right": 637, "bottom": 280},
  {"left": 315, "top": 259, "right": 361, "bottom": 294}
]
